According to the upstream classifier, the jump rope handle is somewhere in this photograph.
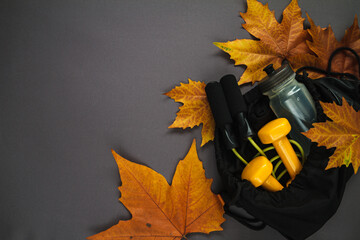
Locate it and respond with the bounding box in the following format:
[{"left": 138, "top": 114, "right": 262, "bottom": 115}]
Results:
[
  {"left": 220, "top": 75, "right": 254, "bottom": 139},
  {"left": 205, "top": 82, "right": 239, "bottom": 150}
]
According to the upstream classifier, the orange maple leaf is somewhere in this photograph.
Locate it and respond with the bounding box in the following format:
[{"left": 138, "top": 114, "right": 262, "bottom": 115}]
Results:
[
  {"left": 214, "top": 0, "right": 316, "bottom": 85},
  {"left": 165, "top": 79, "right": 215, "bottom": 146},
  {"left": 307, "top": 15, "right": 360, "bottom": 78},
  {"left": 88, "top": 139, "right": 225, "bottom": 240},
  {"left": 303, "top": 98, "right": 360, "bottom": 173}
]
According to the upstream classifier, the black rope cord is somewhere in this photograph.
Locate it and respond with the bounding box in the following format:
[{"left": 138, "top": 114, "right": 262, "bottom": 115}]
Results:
[
  {"left": 296, "top": 47, "right": 360, "bottom": 81},
  {"left": 327, "top": 47, "right": 360, "bottom": 76}
]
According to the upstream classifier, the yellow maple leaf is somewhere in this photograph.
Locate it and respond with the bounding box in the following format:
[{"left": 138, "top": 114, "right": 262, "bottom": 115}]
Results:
[
  {"left": 88, "top": 139, "right": 225, "bottom": 239},
  {"left": 214, "top": 0, "right": 316, "bottom": 85},
  {"left": 303, "top": 98, "right": 360, "bottom": 173},
  {"left": 165, "top": 79, "right": 215, "bottom": 146}
]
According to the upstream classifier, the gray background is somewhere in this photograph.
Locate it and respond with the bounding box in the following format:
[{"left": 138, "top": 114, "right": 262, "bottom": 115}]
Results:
[{"left": 1, "top": 0, "right": 360, "bottom": 239}]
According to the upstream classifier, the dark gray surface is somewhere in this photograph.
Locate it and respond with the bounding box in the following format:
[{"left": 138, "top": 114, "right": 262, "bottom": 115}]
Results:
[{"left": 1, "top": 0, "right": 360, "bottom": 239}]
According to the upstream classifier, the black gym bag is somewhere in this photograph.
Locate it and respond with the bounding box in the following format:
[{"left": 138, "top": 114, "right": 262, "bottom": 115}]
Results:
[{"left": 211, "top": 48, "right": 360, "bottom": 240}]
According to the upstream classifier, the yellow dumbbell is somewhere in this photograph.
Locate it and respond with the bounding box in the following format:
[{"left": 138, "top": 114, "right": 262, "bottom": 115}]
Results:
[
  {"left": 258, "top": 118, "right": 302, "bottom": 180},
  {"left": 241, "top": 156, "right": 284, "bottom": 192}
]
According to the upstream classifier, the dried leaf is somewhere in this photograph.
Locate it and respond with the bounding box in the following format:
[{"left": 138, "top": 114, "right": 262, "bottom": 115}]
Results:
[
  {"left": 165, "top": 79, "right": 215, "bottom": 146},
  {"left": 88, "top": 139, "right": 225, "bottom": 240},
  {"left": 303, "top": 98, "right": 360, "bottom": 173},
  {"left": 166, "top": 0, "right": 360, "bottom": 146},
  {"left": 214, "top": 0, "right": 360, "bottom": 84},
  {"left": 214, "top": 0, "right": 316, "bottom": 85}
]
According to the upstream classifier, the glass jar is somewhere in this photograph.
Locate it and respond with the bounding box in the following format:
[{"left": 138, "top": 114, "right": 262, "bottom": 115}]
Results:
[{"left": 258, "top": 63, "right": 317, "bottom": 155}]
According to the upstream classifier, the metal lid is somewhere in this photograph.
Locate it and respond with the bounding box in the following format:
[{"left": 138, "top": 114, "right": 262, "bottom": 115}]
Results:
[{"left": 258, "top": 63, "right": 295, "bottom": 94}]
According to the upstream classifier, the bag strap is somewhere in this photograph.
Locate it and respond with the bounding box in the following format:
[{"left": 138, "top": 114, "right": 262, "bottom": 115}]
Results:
[
  {"left": 225, "top": 204, "right": 266, "bottom": 231},
  {"left": 218, "top": 167, "right": 267, "bottom": 231}
]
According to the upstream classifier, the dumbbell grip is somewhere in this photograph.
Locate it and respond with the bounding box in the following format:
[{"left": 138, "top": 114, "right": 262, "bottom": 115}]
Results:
[
  {"left": 263, "top": 175, "right": 284, "bottom": 192},
  {"left": 273, "top": 137, "right": 302, "bottom": 179}
]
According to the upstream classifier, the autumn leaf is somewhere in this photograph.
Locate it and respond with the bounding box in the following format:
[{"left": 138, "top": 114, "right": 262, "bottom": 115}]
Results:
[
  {"left": 214, "top": 0, "right": 316, "bottom": 85},
  {"left": 214, "top": 0, "right": 360, "bottom": 84},
  {"left": 88, "top": 139, "right": 225, "bottom": 240},
  {"left": 307, "top": 14, "right": 360, "bottom": 78},
  {"left": 165, "top": 79, "right": 215, "bottom": 146},
  {"left": 166, "top": 0, "right": 360, "bottom": 147},
  {"left": 303, "top": 98, "right": 360, "bottom": 173}
]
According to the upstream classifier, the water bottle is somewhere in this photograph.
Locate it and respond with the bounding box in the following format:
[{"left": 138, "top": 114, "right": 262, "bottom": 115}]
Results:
[{"left": 258, "top": 63, "right": 317, "bottom": 155}]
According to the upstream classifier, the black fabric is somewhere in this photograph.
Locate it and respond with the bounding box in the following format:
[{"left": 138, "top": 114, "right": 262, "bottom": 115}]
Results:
[
  {"left": 296, "top": 74, "right": 360, "bottom": 109},
  {"left": 243, "top": 86, "right": 277, "bottom": 133},
  {"left": 214, "top": 74, "right": 359, "bottom": 239}
]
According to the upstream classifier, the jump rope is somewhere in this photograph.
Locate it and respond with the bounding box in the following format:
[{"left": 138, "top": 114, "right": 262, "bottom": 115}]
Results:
[{"left": 205, "top": 75, "right": 305, "bottom": 190}]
